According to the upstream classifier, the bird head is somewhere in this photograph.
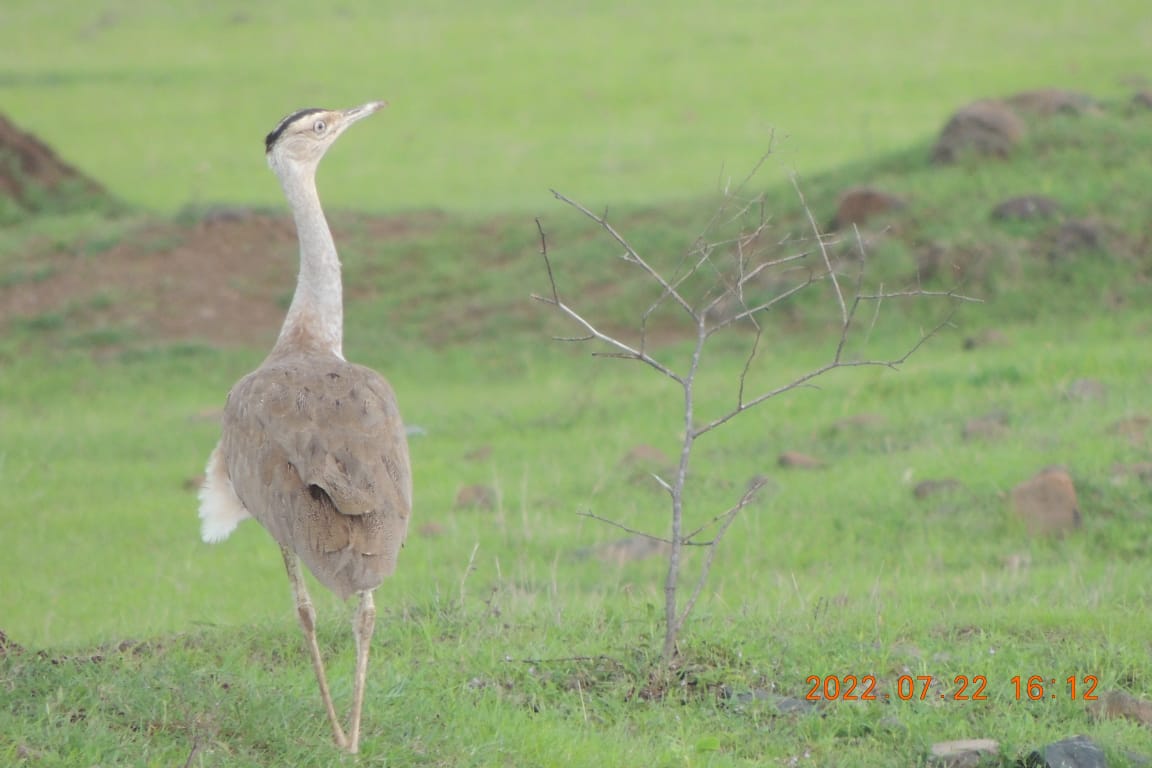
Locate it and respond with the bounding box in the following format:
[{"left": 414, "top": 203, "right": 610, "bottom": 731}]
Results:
[{"left": 264, "top": 101, "right": 386, "bottom": 172}]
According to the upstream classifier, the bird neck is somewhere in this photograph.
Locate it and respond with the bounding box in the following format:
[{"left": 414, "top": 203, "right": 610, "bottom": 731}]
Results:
[{"left": 271, "top": 163, "right": 344, "bottom": 359}]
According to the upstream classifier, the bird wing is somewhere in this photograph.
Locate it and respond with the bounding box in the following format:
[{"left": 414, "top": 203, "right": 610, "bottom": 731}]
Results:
[{"left": 220, "top": 354, "right": 412, "bottom": 593}]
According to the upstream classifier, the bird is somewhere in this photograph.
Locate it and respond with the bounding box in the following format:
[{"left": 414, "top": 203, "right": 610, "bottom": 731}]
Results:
[{"left": 197, "top": 101, "right": 411, "bottom": 754}]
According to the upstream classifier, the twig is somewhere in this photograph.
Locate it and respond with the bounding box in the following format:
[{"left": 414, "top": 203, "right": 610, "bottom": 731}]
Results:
[
  {"left": 673, "top": 477, "right": 767, "bottom": 639},
  {"left": 792, "top": 173, "right": 846, "bottom": 325},
  {"left": 577, "top": 510, "right": 673, "bottom": 544},
  {"left": 551, "top": 189, "right": 696, "bottom": 318},
  {"left": 535, "top": 218, "right": 559, "bottom": 304},
  {"left": 182, "top": 739, "right": 202, "bottom": 768},
  {"left": 683, "top": 477, "right": 768, "bottom": 544}
]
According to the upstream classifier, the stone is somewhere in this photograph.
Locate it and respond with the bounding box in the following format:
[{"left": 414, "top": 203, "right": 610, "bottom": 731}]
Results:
[
  {"left": 1123, "top": 751, "right": 1152, "bottom": 767},
  {"left": 778, "top": 451, "right": 826, "bottom": 470},
  {"left": 1011, "top": 467, "right": 1081, "bottom": 536},
  {"left": 1110, "top": 462, "right": 1152, "bottom": 484},
  {"left": 827, "top": 186, "right": 907, "bottom": 231},
  {"left": 454, "top": 484, "right": 497, "bottom": 510},
  {"left": 1107, "top": 415, "right": 1151, "bottom": 440},
  {"left": 933, "top": 100, "right": 1026, "bottom": 163},
  {"left": 990, "top": 195, "right": 1062, "bottom": 221},
  {"left": 1005, "top": 89, "right": 1098, "bottom": 117},
  {"left": 1089, "top": 690, "right": 1152, "bottom": 727},
  {"left": 1050, "top": 219, "right": 1108, "bottom": 261},
  {"left": 928, "top": 738, "right": 999, "bottom": 768},
  {"left": 1021, "top": 734, "right": 1107, "bottom": 768}
]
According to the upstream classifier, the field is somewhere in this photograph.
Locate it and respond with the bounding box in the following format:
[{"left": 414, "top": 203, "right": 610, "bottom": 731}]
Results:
[{"left": 2, "top": 2, "right": 1152, "bottom": 766}]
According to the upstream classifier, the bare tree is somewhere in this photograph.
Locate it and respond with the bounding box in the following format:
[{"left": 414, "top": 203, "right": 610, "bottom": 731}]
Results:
[{"left": 533, "top": 165, "right": 973, "bottom": 665}]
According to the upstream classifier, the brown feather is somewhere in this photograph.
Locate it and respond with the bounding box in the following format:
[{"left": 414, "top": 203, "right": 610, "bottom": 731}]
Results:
[{"left": 220, "top": 350, "right": 411, "bottom": 600}]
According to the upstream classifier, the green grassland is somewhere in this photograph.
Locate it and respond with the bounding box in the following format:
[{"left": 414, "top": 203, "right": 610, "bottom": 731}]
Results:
[
  {"left": 3, "top": 2, "right": 1152, "bottom": 766},
  {"left": 1, "top": 1, "right": 1150, "bottom": 212}
]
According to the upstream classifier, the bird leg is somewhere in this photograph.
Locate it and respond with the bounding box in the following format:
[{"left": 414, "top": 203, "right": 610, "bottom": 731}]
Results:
[
  {"left": 346, "top": 589, "right": 376, "bottom": 754},
  {"left": 281, "top": 546, "right": 348, "bottom": 750}
]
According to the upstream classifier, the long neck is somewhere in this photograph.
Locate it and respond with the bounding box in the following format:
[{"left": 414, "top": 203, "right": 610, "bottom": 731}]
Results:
[{"left": 270, "top": 162, "right": 344, "bottom": 358}]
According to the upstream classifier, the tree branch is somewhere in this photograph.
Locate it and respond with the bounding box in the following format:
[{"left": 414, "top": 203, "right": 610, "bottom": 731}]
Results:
[{"left": 577, "top": 510, "right": 673, "bottom": 545}]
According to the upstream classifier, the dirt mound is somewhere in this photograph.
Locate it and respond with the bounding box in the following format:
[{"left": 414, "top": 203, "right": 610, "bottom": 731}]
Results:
[
  {"left": 0, "top": 209, "right": 440, "bottom": 351},
  {"left": 932, "top": 99, "right": 1026, "bottom": 164},
  {"left": 0, "top": 212, "right": 298, "bottom": 349},
  {"left": 0, "top": 112, "right": 113, "bottom": 217}
]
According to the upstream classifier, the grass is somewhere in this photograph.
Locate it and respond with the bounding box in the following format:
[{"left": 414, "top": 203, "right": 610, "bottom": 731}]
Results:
[
  {"left": 0, "top": 1, "right": 1150, "bottom": 212},
  {"left": 3, "top": 4, "right": 1152, "bottom": 765},
  {"left": 2, "top": 316, "right": 1151, "bottom": 764}
]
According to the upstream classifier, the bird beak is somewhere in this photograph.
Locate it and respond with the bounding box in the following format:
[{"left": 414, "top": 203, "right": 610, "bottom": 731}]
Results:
[{"left": 341, "top": 101, "right": 388, "bottom": 125}]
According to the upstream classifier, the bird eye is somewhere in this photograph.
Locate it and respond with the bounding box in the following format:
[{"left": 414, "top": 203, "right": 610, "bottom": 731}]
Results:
[{"left": 314, "top": 120, "right": 326, "bottom": 134}]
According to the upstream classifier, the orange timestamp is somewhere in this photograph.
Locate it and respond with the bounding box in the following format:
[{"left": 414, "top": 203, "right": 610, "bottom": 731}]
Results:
[{"left": 805, "top": 675, "right": 1099, "bottom": 702}]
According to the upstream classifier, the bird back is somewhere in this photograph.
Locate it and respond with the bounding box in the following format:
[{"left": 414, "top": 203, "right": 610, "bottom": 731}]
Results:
[{"left": 221, "top": 352, "right": 412, "bottom": 599}]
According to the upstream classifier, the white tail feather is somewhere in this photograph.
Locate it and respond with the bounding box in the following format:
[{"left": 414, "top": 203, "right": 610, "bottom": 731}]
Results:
[{"left": 198, "top": 443, "right": 251, "bottom": 543}]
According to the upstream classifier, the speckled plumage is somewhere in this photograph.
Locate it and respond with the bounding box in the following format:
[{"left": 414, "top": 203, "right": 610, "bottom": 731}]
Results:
[{"left": 220, "top": 350, "right": 410, "bottom": 600}]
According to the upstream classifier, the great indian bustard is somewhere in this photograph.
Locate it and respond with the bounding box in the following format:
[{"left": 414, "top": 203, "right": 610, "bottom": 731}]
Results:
[{"left": 197, "top": 101, "right": 411, "bottom": 754}]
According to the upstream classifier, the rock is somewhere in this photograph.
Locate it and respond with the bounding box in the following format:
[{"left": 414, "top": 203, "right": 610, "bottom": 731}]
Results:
[
  {"left": 933, "top": 100, "right": 1026, "bottom": 163},
  {"left": 1089, "top": 690, "right": 1152, "bottom": 727},
  {"left": 1005, "top": 89, "right": 1098, "bottom": 117},
  {"left": 719, "top": 688, "right": 819, "bottom": 716},
  {"left": 773, "top": 696, "right": 818, "bottom": 715},
  {"left": 1050, "top": 219, "right": 1108, "bottom": 261},
  {"left": 928, "top": 738, "right": 999, "bottom": 768},
  {"left": 1063, "top": 378, "right": 1106, "bottom": 402},
  {"left": 454, "top": 484, "right": 497, "bottom": 510},
  {"left": 778, "top": 451, "right": 826, "bottom": 470},
  {"left": 827, "top": 187, "right": 907, "bottom": 231},
  {"left": 1107, "top": 415, "right": 1151, "bottom": 440},
  {"left": 1123, "top": 751, "right": 1152, "bottom": 768},
  {"left": 1021, "top": 734, "right": 1107, "bottom": 768},
  {"left": 963, "top": 413, "right": 1010, "bottom": 441},
  {"left": 1110, "top": 462, "right": 1152, "bottom": 484},
  {"left": 990, "top": 195, "right": 1062, "bottom": 221},
  {"left": 914, "top": 478, "right": 963, "bottom": 500},
  {"left": 1011, "top": 467, "right": 1081, "bottom": 536}
]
